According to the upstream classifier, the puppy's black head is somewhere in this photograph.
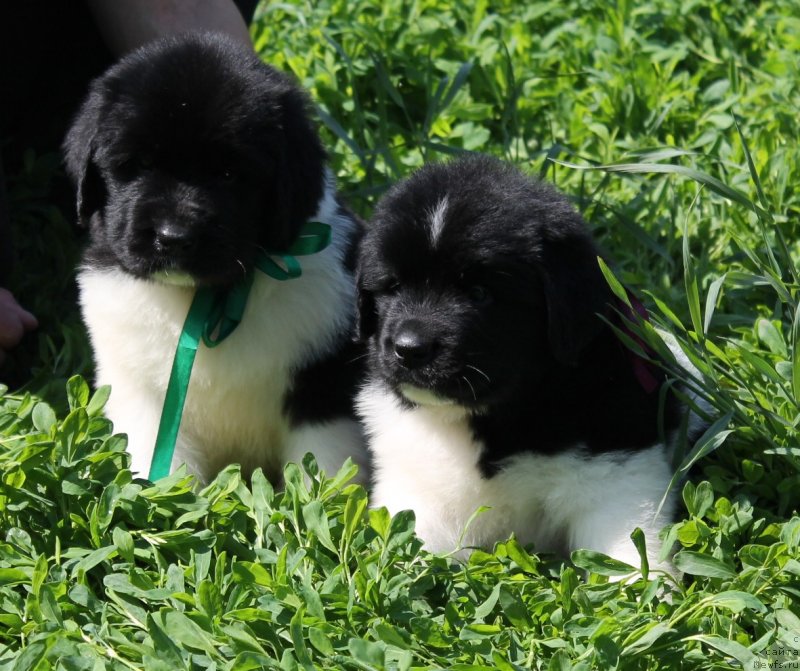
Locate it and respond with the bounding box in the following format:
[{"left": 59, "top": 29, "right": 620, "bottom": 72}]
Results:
[
  {"left": 64, "top": 32, "right": 326, "bottom": 285},
  {"left": 357, "top": 155, "right": 612, "bottom": 409}
]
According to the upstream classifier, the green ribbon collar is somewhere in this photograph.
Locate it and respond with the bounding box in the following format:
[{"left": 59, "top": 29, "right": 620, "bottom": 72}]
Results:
[{"left": 148, "top": 221, "right": 332, "bottom": 480}]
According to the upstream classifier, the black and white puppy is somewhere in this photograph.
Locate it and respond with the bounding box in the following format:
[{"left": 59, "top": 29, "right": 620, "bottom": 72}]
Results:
[
  {"left": 64, "top": 32, "right": 367, "bottom": 483},
  {"left": 356, "top": 155, "right": 702, "bottom": 569}
]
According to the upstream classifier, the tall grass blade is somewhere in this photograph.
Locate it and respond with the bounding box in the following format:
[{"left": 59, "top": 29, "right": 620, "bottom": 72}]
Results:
[
  {"left": 315, "top": 106, "right": 366, "bottom": 164},
  {"left": 440, "top": 61, "right": 474, "bottom": 112},
  {"left": 703, "top": 273, "right": 727, "bottom": 335},
  {"left": 553, "top": 159, "right": 770, "bottom": 219},
  {"left": 731, "top": 115, "right": 794, "bottom": 282},
  {"left": 793, "top": 303, "right": 800, "bottom": 406},
  {"left": 597, "top": 257, "right": 631, "bottom": 306},
  {"left": 683, "top": 190, "right": 704, "bottom": 338}
]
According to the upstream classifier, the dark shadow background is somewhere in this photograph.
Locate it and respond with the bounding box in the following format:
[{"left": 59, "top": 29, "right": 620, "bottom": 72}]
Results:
[{"left": 0, "top": 1, "right": 258, "bottom": 393}]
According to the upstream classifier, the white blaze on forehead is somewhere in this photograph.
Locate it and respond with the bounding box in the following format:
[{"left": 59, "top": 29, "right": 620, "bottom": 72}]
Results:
[{"left": 427, "top": 195, "right": 449, "bottom": 246}]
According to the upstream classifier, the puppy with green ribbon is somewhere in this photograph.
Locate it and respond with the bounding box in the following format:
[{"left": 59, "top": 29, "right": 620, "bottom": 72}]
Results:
[{"left": 67, "top": 33, "right": 368, "bottom": 484}]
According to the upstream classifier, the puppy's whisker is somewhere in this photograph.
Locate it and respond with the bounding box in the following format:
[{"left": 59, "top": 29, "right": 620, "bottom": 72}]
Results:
[
  {"left": 461, "top": 375, "right": 478, "bottom": 402},
  {"left": 465, "top": 364, "right": 491, "bottom": 383},
  {"left": 235, "top": 258, "right": 247, "bottom": 277},
  {"left": 247, "top": 243, "right": 269, "bottom": 256}
]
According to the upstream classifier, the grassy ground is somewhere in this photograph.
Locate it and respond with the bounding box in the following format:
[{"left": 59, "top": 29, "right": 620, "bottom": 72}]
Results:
[{"left": 1, "top": 0, "right": 799, "bottom": 668}]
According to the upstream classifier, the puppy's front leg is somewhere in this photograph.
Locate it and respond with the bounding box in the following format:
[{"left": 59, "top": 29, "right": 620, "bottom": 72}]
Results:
[
  {"left": 282, "top": 418, "right": 368, "bottom": 485},
  {"left": 566, "top": 447, "right": 677, "bottom": 575},
  {"left": 103, "top": 385, "right": 161, "bottom": 479},
  {"left": 569, "top": 502, "right": 676, "bottom": 575}
]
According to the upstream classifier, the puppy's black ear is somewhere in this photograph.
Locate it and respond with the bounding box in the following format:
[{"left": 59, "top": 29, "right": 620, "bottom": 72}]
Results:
[
  {"left": 538, "top": 227, "right": 612, "bottom": 365},
  {"left": 273, "top": 84, "right": 327, "bottom": 244},
  {"left": 63, "top": 92, "right": 106, "bottom": 226}
]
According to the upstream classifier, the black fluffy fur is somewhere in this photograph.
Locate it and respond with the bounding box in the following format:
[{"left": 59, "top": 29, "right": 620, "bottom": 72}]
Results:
[
  {"left": 357, "top": 155, "right": 683, "bottom": 476},
  {"left": 64, "top": 31, "right": 329, "bottom": 286}
]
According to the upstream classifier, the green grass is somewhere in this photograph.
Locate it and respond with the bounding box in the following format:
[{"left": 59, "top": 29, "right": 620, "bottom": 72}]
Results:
[{"left": 2, "top": 0, "right": 800, "bottom": 667}]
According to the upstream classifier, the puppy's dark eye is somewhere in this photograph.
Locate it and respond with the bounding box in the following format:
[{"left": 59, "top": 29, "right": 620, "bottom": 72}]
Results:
[
  {"left": 376, "top": 278, "right": 400, "bottom": 296},
  {"left": 138, "top": 154, "right": 154, "bottom": 170},
  {"left": 467, "top": 285, "right": 492, "bottom": 306},
  {"left": 220, "top": 168, "right": 237, "bottom": 183}
]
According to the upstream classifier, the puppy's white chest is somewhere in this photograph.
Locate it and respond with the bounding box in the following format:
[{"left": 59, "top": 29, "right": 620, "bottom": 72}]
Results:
[
  {"left": 358, "top": 380, "right": 675, "bottom": 568},
  {"left": 78, "top": 265, "right": 345, "bottom": 479},
  {"left": 358, "top": 381, "right": 539, "bottom": 552}
]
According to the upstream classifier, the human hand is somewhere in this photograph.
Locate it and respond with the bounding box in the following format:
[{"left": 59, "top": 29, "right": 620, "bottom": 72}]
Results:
[{"left": 0, "top": 288, "right": 38, "bottom": 366}]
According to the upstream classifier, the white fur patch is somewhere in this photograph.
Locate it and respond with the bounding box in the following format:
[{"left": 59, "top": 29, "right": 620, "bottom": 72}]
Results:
[
  {"left": 427, "top": 196, "right": 449, "bottom": 246},
  {"left": 79, "top": 175, "right": 366, "bottom": 484},
  {"left": 358, "top": 377, "right": 679, "bottom": 571},
  {"left": 283, "top": 417, "right": 368, "bottom": 480}
]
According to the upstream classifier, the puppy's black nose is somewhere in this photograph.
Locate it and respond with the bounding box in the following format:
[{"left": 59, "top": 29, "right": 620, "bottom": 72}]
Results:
[
  {"left": 393, "top": 321, "right": 436, "bottom": 368},
  {"left": 154, "top": 222, "right": 195, "bottom": 253}
]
